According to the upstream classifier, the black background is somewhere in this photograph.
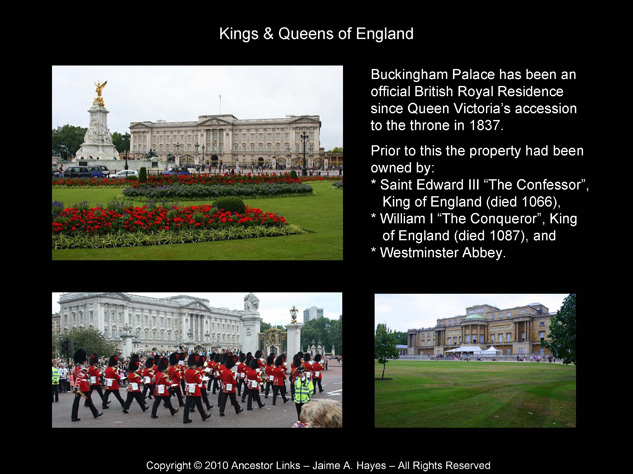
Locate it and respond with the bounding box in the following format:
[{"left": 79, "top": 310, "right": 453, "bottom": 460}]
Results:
[{"left": 45, "top": 13, "right": 612, "bottom": 473}]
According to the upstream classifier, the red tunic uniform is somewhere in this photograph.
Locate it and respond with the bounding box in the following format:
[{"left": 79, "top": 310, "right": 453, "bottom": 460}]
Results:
[
  {"left": 219, "top": 367, "right": 237, "bottom": 393},
  {"left": 311, "top": 361, "right": 323, "bottom": 380},
  {"left": 272, "top": 366, "right": 286, "bottom": 386},
  {"left": 73, "top": 365, "right": 89, "bottom": 392},
  {"left": 168, "top": 365, "right": 181, "bottom": 391},
  {"left": 104, "top": 366, "right": 121, "bottom": 390},
  {"left": 88, "top": 365, "right": 101, "bottom": 387},
  {"left": 153, "top": 371, "right": 171, "bottom": 397},
  {"left": 184, "top": 368, "right": 202, "bottom": 397},
  {"left": 127, "top": 372, "right": 142, "bottom": 392}
]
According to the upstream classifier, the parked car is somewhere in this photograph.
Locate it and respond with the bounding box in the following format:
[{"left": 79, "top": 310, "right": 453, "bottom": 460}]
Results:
[
  {"left": 162, "top": 166, "right": 191, "bottom": 176},
  {"left": 112, "top": 169, "right": 139, "bottom": 179},
  {"left": 62, "top": 166, "right": 92, "bottom": 179},
  {"left": 93, "top": 165, "right": 110, "bottom": 177},
  {"left": 87, "top": 166, "right": 105, "bottom": 178}
]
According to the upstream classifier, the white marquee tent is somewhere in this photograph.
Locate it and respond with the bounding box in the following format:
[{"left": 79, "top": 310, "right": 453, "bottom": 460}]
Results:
[{"left": 445, "top": 345, "right": 501, "bottom": 356}]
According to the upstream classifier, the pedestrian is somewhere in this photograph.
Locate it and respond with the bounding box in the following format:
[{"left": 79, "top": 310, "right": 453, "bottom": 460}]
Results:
[
  {"left": 245, "top": 358, "right": 265, "bottom": 410},
  {"left": 52, "top": 363, "right": 60, "bottom": 402},
  {"left": 183, "top": 353, "right": 211, "bottom": 424},
  {"left": 293, "top": 366, "right": 313, "bottom": 421},
  {"left": 102, "top": 355, "right": 125, "bottom": 409},
  {"left": 150, "top": 357, "right": 179, "bottom": 418},
  {"left": 122, "top": 357, "right": 148, "bottom": 414},
  {"left": 312, "top": 354, "right": 324, "bottom": 394},
  {"left": 59, "top": 363, "right": 68, "bottom": 392},
  {"left": 86, "top": 354, "right": 106, "bottom": 407},
  {"left": 71, "top": 349, "right": 103, "bottom": 422},
  {"left": 272, "top": 355, "right": 289, "bottom": 405},
  {"left": 218, "top": 353, "right": 243, "bottom": 416}
]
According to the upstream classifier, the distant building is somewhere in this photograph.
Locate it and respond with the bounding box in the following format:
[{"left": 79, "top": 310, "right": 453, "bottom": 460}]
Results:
[
  {"left": 303, "top": 306, "right": 324, "bottom": 323},
  {"left": 55, "top": 292, "right": 263, "bottom": 355},
  {"left": 407, "top": 302, "right": 555, "bottom": 357},
  {"left": 129, "top": 114, "right": 321, "bottom": 169}
]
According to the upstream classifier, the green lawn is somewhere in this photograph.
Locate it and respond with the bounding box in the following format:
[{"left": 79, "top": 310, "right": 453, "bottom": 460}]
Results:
[
  {"left": 51, "top": 180, "right": 342, "bottom": 260},
  {"left": 375, "top": 360, "right": 576, "bottom": 428}
]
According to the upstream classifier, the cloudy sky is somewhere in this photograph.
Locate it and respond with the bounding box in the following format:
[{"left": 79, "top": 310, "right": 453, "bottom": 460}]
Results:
[
  {"left": 52, "top": 292, "right": 342, "bottom": 328},
  {"left": 375, "top": 293, "right": 569, "bottom": 332},
  {"left": 51, "top": 65, "right": 343, "bottom": 150}
]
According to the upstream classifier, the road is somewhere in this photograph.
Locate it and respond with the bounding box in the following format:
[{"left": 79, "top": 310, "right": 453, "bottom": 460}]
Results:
[{"left": 52, "top": 362, "right": 342, "bottom": 428}]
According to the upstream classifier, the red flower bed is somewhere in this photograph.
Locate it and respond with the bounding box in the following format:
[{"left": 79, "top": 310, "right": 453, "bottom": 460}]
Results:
[{"left": 52, "top": 204, "right": 286, "bottom": 235}]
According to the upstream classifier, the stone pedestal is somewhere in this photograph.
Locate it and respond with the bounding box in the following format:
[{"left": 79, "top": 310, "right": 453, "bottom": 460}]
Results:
[
  {"left": 241, "top": 311, "right": 262, "bottom": 354},
  {"left": 285, "top": 322, "right": 304, "bottom": 357},
  {"left": 76, "top": 104, "right": 120, "bottom": 160}
]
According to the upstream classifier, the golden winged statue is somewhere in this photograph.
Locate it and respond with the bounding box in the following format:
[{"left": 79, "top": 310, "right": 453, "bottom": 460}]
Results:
[{"left": 94, "top": 80, "right": 107, "bottom": 107}]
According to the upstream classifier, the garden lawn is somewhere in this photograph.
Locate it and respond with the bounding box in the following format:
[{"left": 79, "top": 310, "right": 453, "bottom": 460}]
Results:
[
  {"left": 51, "top": 180, "right": 342, "bottom": 260},
  {"left": 374, "top": 360, "right": 576, "bottom": 428}
]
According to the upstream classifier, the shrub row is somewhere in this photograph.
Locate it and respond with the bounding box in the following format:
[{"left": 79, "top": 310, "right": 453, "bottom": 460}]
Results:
[{"left": 121, "top": 182, "right": 313, "bottom": 200}]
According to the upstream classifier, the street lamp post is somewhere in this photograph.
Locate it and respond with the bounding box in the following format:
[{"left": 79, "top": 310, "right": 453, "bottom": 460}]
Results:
[{"left": 300, "top": 131, "right": 309, "bottom": 176}]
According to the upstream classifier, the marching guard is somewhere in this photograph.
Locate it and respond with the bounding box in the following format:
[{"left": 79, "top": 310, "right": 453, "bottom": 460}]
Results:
[
  {"left": 183, "top": 353, "right": 211, "bottom": 424},
  {"left": 123, "top": 357, "right": 149, "bottom": 413},
  {"left": 168, "top": 352, "right": 185, "bottom": 407},
  {"left": 86, "top": 353, "right": 106, "bottom": 407},
  {"left": 150, "top": 357, "right": 179, "bottom": 418},
  {"left": 71, "top": 349, "right": 102, "bottom": 422},
  {"left": 312, "top": 354, "right": 324, "bottom": 394},
  {"left": 102, "top": 355, "right": 125, "bottom": 409},
  {"left": 271, "top": 355, "right": 289, "bottom": 405},
  {"left": 245, "top": 358, "right": 266, "bottom": 410},
  {"left": 218, "top": 353, "right": 243, "bottom": 416}
]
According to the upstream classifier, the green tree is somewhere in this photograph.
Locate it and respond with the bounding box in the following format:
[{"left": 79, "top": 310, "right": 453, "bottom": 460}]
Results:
[
  {"left": 112, "top": 132, "right": 130, "bottom": 154},
  {"left": 52, "top": 125, "right": 87, "bottom": 157},
  {"left": 300, "top": 315, "right": 343, "bottom": 356},
  {"left": 59, "top": 328, "right": 119, "bottom": 361},
  {"left": 375, "top": 323, "right": 399, "bottom": 379},
  {"left": 543, "top": 294, "right": 576, "bottom": 364}
]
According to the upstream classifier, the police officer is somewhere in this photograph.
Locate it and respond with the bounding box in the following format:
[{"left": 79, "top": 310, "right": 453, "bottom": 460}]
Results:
[
  {"left": 293, "top": 366, "right": 313, "bottom": 421},
  {"left": 52, "top": 363, "right": 60, "bottom": 402}
]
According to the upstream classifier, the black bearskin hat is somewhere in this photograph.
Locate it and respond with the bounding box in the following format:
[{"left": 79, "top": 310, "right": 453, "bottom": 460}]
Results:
[
  {"left": 145, "top": 357, "right": 155, "bottom": 368},
  {"left": 303, "top": 353, "right": 311, "bottom": 362},
  {"left": 169, "top": 352, "right": 179, "bottom": 366},
  {"left": 275, "top": 355, "right": 284, "bottom": 367},
  {"left": 108, "top": 355, "right": 119, "bottom": 367},
  {"left": 266, "top": 354, "right": 275, "bottom": 365},
  {"left": 73, "top": 349, "right": 87, "bottom": 364},
  {"left": 129, "top": 359, "right": 139, "bottom": 372},
  {"left": 89, "top": 353, "right": 99, "bottom": 365},
  {"left": 249, "top": 358, "right": 259, "bottom": 369},
  {"left": 225, "top": 355, "right": 235, "bottom": 370},
  {"left": 239, "top": 353, "right": 246, "bottom": 363},
  {"left": 254, "top": 350, "right": 262, "bottom": 359},
  {"left": 156, "top": 357, "right": 169, "bottom": 372},
  {"left": 314, "top": 354, "right": 322, "bottom": 362},
  {"left": 188, "top": 353, "right": 199, "bottom": 367}
]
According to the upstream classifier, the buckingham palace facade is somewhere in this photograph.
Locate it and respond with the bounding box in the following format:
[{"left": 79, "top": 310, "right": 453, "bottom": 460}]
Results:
[
  {"left": 129, "top": 114, "right": 321, "bottom": 169},
  {"left": 56, "top": 292, "right": 262, "bottom": 355},
  {"left": 407, "top": 302, "right": 555, "bottom": 358}
]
